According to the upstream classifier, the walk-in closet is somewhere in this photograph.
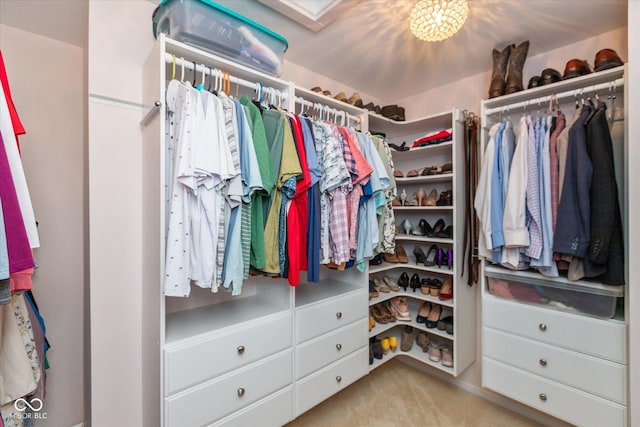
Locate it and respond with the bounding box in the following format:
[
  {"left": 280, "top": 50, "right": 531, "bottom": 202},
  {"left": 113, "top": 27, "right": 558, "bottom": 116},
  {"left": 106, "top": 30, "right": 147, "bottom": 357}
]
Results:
[{"left": 0, "top": 1, "right": 638, "bottom": 426}]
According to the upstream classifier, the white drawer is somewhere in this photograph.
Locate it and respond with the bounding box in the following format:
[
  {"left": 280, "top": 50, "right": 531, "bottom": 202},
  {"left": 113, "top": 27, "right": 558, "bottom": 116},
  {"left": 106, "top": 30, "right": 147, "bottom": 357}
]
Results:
[
  {"left": 164, "top": 313, "right": 292, "bottom": 395},
  {"left": 165, "top": 350, "right": 293, "bottom": 427},
  {"left": 483, "top": 328, "right": 627, "bottom": 404},
  {"left": 483, "top": 295, "right": 626, "bottom": 363},
  {"left": 295, "top": 318, "right": 368, "bottom": 379},
  {"left": 209, "top": 386, "right": 293, "bottom": 427},
  {"left": 483, "top": 357, "right": 626, "bottom": 427},
  {"left": 295, "top": 346, "right": 369, "bottom": 417},
  {"left": 296, "top": 291, "right": 367, "bottom": 344}
]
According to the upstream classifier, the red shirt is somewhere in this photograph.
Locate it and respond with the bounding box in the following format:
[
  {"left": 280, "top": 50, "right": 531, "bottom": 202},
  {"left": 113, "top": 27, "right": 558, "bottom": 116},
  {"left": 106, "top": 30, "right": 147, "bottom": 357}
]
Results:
[
  {"left": 0, "top": 51, "right": 26, "bottom": 144},
  {"left": 286, "top": 115, "right": 311, "bottom": 286}
]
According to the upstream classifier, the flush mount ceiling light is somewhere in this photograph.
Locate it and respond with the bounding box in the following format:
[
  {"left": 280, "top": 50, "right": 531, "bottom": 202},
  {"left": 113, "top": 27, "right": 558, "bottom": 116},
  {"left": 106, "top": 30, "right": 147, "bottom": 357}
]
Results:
[{"left": 409, "top": 0, "right": 469, "bottom": 42}]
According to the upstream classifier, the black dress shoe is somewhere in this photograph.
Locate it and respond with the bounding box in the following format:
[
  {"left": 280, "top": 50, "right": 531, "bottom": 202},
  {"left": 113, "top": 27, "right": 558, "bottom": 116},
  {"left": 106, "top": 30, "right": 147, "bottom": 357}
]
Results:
[
  {"left": 369, "top": 253, "right": 383, "bottom": 265},
  {"left": 398, "top": 272, "right": 410, "bottom": 291},
  {"left": 428, "top": 219, "right": 446, "bottom": 237},
  {"left": 410, "top": 273, "right": 421, "bottom": 292},
  {"left": 388, "top": 141, "right": 409, "bottom": 151},
  {"left": 418, "top": 219, "right": 433, "bottom": 236},
  {"left": 413, "top": 246, "right": 427, "bottom": 264}
]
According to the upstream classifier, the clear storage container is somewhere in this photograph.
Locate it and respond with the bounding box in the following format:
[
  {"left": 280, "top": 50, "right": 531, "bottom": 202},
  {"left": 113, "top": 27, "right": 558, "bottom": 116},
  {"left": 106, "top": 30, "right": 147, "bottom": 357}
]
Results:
[
  {"left": 153, "top": 0, "right": 288, "bottom": 76},
  {"left": 484, "top": 265, "right": 623, "bottom": 319}
]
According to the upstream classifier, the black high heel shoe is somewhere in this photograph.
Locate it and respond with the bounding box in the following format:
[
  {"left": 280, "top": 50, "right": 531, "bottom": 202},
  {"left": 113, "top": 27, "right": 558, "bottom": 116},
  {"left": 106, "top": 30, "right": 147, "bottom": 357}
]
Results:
[
  {"left": 428, "top": 218, "right": 446, "bottom": 237},
  {"left": 418, "top": 219, "right": 433, "bottom": 236},
  {"left": 398, "top": 272, "right": 410, "bottom": 291},
  {"left": 424, "top": 244, "right": 438, "bottom": 267},
  {"left": 437, "top": 225, "right": 453, "bottom": 239},
  {"left": 413, "top": 246, "right": 427, "bottom": 264},
  {"left": 410, "top": 273, "right": 421, "bottom": 293}
]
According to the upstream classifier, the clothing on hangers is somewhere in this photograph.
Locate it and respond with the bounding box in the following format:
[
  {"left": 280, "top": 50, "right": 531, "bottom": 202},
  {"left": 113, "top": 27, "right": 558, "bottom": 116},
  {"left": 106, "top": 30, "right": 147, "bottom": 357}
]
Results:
[
  {"left": 475, "top": 101, "right": 624, "bottom": 285},
  {"left": 162, "top": 77, "right": 393, "bottom": 296}
]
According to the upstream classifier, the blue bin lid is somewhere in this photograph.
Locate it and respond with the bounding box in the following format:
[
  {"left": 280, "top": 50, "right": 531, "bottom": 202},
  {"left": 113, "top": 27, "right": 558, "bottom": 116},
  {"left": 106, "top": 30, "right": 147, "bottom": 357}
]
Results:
[{"left": 153, "top": 0, "right": 288, "bottom": 51}]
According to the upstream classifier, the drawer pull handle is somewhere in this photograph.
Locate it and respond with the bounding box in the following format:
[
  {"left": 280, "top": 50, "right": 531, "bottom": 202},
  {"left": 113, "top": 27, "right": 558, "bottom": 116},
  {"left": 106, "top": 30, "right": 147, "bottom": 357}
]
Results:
[
  {"left": 237, "top": 345, "right": 245, "bottom": 354},
  {"left": 336, "top": 312, "right": 343, "bottom": 319},
  {"left": 336, "top": 376, "right": 342, "bottom": 383},
  {"left": 539, "top": 358, "right": 547, "bottom": 367},
  {"left": 539, "top": 393, "right": 547, "bottom": 402},
  {"left": 538, "top": 323, "right": 547, "bottom": 332},
  {"left": 237, "top": 388, "right": 245, "bottom": 397},
  {"left": 336, "top": 343, "right": 342, "bottom": 351}
]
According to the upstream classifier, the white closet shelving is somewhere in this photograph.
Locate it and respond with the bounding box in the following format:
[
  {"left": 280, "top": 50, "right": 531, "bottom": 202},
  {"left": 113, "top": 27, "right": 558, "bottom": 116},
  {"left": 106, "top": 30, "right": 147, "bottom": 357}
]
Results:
[
  {"left": 479, "top": 65, "right": 628, "bottom": 427},
  {"left": 141, "top": 35, "right": 372, "bottom": 426},
  {"left": 367, "top": 109, "right": 476, "bottom": 377}
]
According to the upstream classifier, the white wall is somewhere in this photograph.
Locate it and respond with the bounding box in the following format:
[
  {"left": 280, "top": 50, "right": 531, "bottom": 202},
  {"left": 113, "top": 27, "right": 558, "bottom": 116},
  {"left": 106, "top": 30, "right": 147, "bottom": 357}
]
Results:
[
  {"left": 397, "top": 26, "right": 628, "bottom": 120},
  {"left": 0, "top": 24, "right": 85, "bottom": 427},
  {"left": 282, "top": 59, "right": 384, "bottom": 109}
]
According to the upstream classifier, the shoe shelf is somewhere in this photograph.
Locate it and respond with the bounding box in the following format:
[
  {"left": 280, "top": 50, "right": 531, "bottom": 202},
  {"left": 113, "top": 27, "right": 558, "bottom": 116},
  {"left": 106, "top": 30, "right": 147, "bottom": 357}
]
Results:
[
  {"left": 394, "top": 235, "right": 453, "bottom": 245},
  {"left": 369, "top": 259, "right": 454, "bottom": 276},
  {"left": 369, "top": 347, "right": 455, "bottom": 375},
  {"left": 370, "top": 319, "right": 452, "bottom": 342},
  {"left": 369, "top": 291, "right": 454, "bottom": 310},
  {"left": 392, "top": 206, "right": 453, "bottom": 212},
  {"left": 395, "top": 173, "right": 453, "bottom": 184},
  {"left": 390, "top": 141, "right": 453, "bottom": 160},
  {"left": 368, "top": 110, "right": 454, "bottom": 135},
  {"left": 368, "top": 326, "right": 455, "bottom": 375}
]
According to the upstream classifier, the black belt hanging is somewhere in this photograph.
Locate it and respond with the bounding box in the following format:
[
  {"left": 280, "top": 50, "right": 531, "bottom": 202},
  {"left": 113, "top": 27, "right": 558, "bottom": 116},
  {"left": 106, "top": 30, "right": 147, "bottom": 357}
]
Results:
[{"left": 461, "top": 111, "right": 479, "bottom": 286}]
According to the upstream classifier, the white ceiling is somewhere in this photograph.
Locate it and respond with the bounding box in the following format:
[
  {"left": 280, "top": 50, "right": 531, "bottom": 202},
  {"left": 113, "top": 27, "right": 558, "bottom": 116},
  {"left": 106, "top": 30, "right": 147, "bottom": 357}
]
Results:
[{"left": 0, "top": 0, "right": 627, "bottom": 102}]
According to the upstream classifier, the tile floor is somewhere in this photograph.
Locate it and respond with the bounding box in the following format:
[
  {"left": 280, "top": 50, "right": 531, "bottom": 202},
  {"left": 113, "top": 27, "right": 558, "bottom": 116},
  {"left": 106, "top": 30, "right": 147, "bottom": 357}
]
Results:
[{"left": 285, "top": 358, "right": 543, "bottom": 427}]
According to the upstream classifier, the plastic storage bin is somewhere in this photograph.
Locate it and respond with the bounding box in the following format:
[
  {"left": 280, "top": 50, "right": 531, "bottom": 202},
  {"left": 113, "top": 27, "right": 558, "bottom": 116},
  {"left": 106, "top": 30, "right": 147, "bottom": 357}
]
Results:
[
  {"left": 484, "top": 266, "right": 623, "bottom": 319},
  {"left": 153, "top": 0, "right": 288, "bottom": 76}
]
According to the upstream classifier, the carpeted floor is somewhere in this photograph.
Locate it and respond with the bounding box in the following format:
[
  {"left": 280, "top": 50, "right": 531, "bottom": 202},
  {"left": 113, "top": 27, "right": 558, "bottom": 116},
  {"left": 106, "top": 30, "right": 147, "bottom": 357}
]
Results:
[{"left": 285, "top": 358, "right": 544, "bottom": 427}]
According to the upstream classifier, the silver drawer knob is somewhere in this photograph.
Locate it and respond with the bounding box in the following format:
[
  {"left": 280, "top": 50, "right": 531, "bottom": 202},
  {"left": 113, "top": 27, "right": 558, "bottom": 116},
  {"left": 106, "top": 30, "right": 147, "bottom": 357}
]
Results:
[
  {"left": 336, "top": 312, "right": 343, "bottom": 319},
  {"left": 539, "top": 358, "right": 547, "bottom": 367},
  {"left": 336, "top": 343, "right": 342, "bottom": 351},
  {"left": 538, "top": 323, "right": 547, "bottom": 332},
  {"left": 237, "top": 345, "right": 245, "bottom": 354},
  {"left": 237, "top": 387, "right": 245, "bottom": 397},
  {"left": 539, "top": 393, "right": 547, "bottom": 401},
  {"left": 336, "top": 376, "right": 342, "bottom": 383}
]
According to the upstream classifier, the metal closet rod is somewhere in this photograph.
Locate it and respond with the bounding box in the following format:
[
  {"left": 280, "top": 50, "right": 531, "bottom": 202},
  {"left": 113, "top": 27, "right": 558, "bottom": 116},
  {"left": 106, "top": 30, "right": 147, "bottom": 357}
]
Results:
[
  {"left": 163, "top": 53, "right": 286, "bottom": 98},
  {"left": 141, "top": 54, "right": 289, "bottom": 127},
  {"left": 294, "top": 96, "right": 360, "bottom": 126},
  {"left": 484, "top": 77, "right": 624, "bottom": 116}
]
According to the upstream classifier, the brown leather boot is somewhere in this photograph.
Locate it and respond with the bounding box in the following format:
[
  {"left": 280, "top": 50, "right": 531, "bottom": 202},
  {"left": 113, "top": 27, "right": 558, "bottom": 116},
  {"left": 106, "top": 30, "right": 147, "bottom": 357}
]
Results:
[
  {"left": 505, "top": 40, "right": 530, "bottom": 95},
  {"left": 488, "top": 44, "right": 511, "bottom": 98}
]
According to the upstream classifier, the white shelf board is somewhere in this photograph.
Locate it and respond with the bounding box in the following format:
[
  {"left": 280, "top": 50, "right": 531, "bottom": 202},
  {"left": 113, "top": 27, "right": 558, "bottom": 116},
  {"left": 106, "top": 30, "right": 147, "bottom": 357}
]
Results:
[
  {"left": 165, "top": 294, "right": 290, "bottom": 344},
  {"left": 295, "top": 278, "right": 365, "bottom": 308}
]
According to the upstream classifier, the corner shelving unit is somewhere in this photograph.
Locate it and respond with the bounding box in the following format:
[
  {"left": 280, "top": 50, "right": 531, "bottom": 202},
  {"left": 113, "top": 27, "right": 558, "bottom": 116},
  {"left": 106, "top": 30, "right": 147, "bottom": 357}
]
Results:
[{"left": 367, "top": 108, "right": 476, "bottom": 377}]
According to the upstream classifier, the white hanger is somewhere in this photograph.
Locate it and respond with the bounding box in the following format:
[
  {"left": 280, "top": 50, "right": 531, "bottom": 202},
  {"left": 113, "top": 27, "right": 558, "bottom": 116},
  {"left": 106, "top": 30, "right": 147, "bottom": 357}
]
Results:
[
  {"left": 180, "top": 57, "right": 185, "bottom": 82},
  {"left": 199, "top": 64, "right": 206, "bottom": 90}
]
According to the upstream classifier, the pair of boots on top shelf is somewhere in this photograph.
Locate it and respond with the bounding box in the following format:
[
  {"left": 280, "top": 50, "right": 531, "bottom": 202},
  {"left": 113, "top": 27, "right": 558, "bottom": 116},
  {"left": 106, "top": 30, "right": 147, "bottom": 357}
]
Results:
[{"left": 489, "top": 40, "right": 529, "bottom": 98}]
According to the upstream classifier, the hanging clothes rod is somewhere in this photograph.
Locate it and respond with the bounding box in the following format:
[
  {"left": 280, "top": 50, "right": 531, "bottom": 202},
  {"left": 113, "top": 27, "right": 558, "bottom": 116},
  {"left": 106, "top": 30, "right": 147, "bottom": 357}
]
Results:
[
  {"left": 294, "top": 96, "right": 361, "bottom": 127},
  {"left": 140, "top": 101, "right": 162, "bottom": 127},
  {"left": 484, "top": 77, "right": 624, "bottom": 116},
  {"left": 163, "top": 53, "right": 286, "bottom": 101}
]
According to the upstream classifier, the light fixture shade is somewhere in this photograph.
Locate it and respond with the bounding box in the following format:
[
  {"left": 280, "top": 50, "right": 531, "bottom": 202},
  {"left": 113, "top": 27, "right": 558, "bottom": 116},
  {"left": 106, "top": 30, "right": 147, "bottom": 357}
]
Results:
[{"left": 410, "top": 0, "right": 469, "bottom": 42}]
